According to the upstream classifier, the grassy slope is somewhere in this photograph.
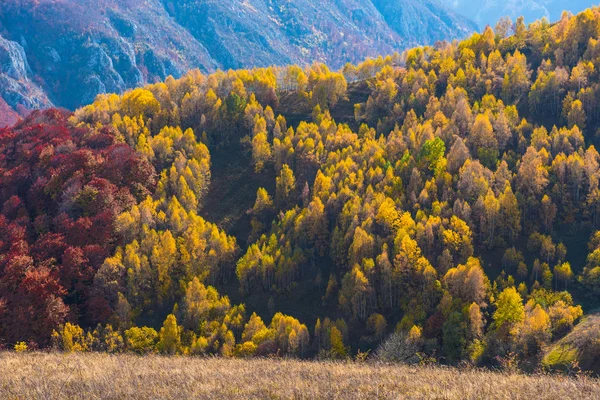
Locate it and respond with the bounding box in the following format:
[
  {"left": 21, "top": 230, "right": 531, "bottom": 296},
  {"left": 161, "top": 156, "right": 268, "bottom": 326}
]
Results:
[
  {"left": 1, "top": 353, "right": 599, "bottom": 399},
  {"left": 544, "top": 312, "right": 600, "bottom": 374}
]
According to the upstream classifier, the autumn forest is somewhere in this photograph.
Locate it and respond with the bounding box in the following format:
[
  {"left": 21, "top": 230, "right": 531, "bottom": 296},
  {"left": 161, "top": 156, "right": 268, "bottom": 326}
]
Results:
[{"left": 4, "top": 7, "right": 600, "bottom": 377}]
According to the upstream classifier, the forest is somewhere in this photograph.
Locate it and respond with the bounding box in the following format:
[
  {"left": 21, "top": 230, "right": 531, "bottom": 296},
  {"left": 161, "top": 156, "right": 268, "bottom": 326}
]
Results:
[{"left": 3, "top": 7, "right": 600, "bottom": 373}]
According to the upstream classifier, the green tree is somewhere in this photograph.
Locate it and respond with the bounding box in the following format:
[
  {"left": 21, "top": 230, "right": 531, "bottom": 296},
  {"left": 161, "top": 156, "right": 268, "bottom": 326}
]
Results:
[
  {"left": 443, "top": 311, "right": 467, "bottom": 363},
  {"left": 493, "top": 287, "right": 524, "bottom": 335}
]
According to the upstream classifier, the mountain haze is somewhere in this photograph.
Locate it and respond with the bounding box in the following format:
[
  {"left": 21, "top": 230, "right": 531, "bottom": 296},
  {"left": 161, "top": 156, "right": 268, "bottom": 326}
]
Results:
[
  {"left": 0, "top": 0, "right": 476, "bottom": 121},
  {"left": 442, "top": 0, "right": 597, "bottom": 28}
]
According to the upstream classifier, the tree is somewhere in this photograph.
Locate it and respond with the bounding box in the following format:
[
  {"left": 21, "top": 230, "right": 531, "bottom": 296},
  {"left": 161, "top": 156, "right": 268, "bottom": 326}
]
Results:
[
  {"left": 53, "top": 323, "right": 89, "bottom": 352},
  {"left": 501, "top": 50, "right": 531, "bottom": 105},
  {"left": 452, "top": 98, "right": 473, "bottom": 136},
  {"left": 567, "top": 99, "right": 586, "bottom": 130},
  {"left": 554, "top": 262, "right": 573, "bottom": 290},
  {"left": 249, "top": 188, "right": 274, "bottom": 240},
  {"left": 443, "top": 311, "right": 467, "bottom": 363},
  {"left": 349, "top": 227, "right": 375, "bottom": 267},
  {"left": 152, "top": 231, "right": 177, "bottom": 301},
  {"left": 493, "top": 287, "right": 524, "bottom": 336},
  {"left": 276, "top": 164, "right": 296, "bottom": 208},
  {"left": 468, "top": 303, "right": 484, "bottom": 340},
  {"left": 367, "top": 313, "right": 387, "bottom": 341},
  {"left": 308, "top": 65, "right": 348, "bottom": 108},
  {"left": 519, "top": 304, "right": 550, "bottom": 355},
  {"left": 479, "top": 188, "right": 500, "bottom": 246},
  {"left": 339, "top": 266, "right": 372, "bottom": 321},
  {"left": 498, "top": 186, "right": 521, "bottom": 244},
  {"left": 181, "top": 277, "right": 230, "bottom": 331},
  {"left": 125, "top": 327, "right": 158, "bottom": 354},
  {"left": 540, "top": 195, "right": 556, "bottom": 232},
  {"left": 242, "top": 312, "right": 267, "bottom": 343},
  {"left": 252, "top": 116, "right": 272, "bottom": 173},
  {"left": 447, "top": 138, "right": 470, "bottom": 174},
  {"left": 470, "top": 114, "right": 498, "bottom": 168},
  {"left": 419, "top": 137, "right": 446, "bottom": 175},
  {"left": 122, "top": 89, "right": 161, "bottom": 117},
  {"left": 444, "top": 257, "right": 488, "bottom": 306},
  {"left": 517, "top": 147, "right": 548, "bottom": 198},
  {"left": 158, "top": 314, "right": 181, "bottom": 355},
  {"left": 329, "top": 326, "right": 347, "bottom": 359},
  {"left": 252, "top": 188, "right": 274, "bottom": 214}
]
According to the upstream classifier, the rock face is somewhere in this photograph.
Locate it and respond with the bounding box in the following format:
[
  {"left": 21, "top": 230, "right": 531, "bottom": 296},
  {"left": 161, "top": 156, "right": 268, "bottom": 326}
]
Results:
[
  {"left": 0, "top": 0, "right": 217, "bottom": 113},
  {"left": 0, "top": 35, "right": 31, "bottom": 80},
  {"left": 0, "top": 0, "right": 476, "bottom": 116},
  {"left": 440, "top": 0, "right": 594, "bottom": 28},
  {"left": 0, "top": 34, "right": 52, "bottom": 115}
]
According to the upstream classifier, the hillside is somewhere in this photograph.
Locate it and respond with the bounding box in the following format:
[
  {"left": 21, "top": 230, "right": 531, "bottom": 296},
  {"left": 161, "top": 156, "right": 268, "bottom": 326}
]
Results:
[
  {"left": 0, "top": 0, "right": 475, "bottom": 120},
  {"left": 2, "top": 353, "right": 599, "bottom": 399},
  {"left": 6, "top": 5, "right": 600, "bottom": 375},
  {"left": 544, "top": 312, "right": 600, "bottom": 374}
]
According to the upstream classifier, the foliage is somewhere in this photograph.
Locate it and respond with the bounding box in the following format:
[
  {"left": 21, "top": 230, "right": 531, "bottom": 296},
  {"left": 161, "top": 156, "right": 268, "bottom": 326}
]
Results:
[{"left": 6, "top": 8, "right": 600, "bottom": 372}]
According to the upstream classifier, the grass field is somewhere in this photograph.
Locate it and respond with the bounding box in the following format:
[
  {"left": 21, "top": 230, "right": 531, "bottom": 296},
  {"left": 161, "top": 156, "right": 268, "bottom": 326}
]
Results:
[{"left": 1, "top": 353, "right": 599, "bottom": 399}]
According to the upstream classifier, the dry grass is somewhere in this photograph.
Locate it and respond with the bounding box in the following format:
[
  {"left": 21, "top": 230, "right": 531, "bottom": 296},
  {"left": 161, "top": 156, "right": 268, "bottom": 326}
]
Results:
[{"left": 1, "top": 353, "right": 599, "bottom": 399}]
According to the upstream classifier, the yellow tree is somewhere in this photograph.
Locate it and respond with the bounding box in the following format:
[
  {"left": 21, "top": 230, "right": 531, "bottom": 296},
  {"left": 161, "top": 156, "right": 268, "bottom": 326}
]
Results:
[
  {"left": 252, "top": 116, "right": 272, "bottom": 173},
  {"left": 567, "top": 99, "right": 586, "bottom": 131},
  {"left": 498, "top": 186, "right": 521, "bottom": 244},
  {"left": 151, "top": 230, "right": 177, "bottom": 301},
  {"left": 158, "top": 314, "right": 181, "bottom": 355},
  {"left": 276, "top": 164, "right": 296, "bottom": 208}
]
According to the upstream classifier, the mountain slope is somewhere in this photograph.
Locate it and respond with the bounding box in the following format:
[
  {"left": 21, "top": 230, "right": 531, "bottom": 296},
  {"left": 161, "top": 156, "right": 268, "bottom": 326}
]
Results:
[
  {"left": 0, "top": 0, "right": 475, "bottom": 117},
  {"left": 5, "top": 6, "right": 600, "bottom": 371},
  {"left": 372, "top": 0, "right": 475, "bottom": 44},
  {"left": 0, "top": 0, "right": 217, "bottom": 112}
]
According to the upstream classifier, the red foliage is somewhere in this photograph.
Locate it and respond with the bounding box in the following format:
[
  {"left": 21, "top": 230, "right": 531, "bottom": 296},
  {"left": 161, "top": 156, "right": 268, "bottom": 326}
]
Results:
[
  {"left": 0, "top": 109, "right": 156, "bottom": 346},
  {"left": 0, "top": 97, "right": 19, "bottom": 128},
  {"left": 423, "top": 311, "right": 445, "bottom": 340}
]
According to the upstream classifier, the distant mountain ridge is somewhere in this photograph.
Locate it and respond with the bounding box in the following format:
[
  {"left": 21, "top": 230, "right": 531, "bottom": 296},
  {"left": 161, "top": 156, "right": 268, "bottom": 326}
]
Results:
[
  {"left": 441, "top": 0, "right": 597, "bottom": 28},
  {"left": 0, "top": 0, "right": 476, "bottom": 120}
]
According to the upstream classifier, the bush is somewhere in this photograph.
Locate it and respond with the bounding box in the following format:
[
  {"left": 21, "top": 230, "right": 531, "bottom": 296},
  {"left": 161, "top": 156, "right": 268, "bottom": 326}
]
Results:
[
  {"left": 14, "top": 342, "right": 28, "bottom": 353},
  {"left": 125, "top": 327, "right": 158, "bottom": 354},
  {"left": 375, "top": 332, "right": 422, "bottom": 364}
]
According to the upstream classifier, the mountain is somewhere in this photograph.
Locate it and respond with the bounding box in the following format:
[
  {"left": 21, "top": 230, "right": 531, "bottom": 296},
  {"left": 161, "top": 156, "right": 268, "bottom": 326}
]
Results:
[
  {"left": 441, "top": 0, "right": 596, "bottom": 28},
  {"left": 4, "top": 7, "right": 600, "bottom": 371},
  {"left": 0, "top": 0, "right": 476, "bottom": 121},
  {"left": 161, "top": 0, "right": 476, "bottom": 70},
  {"left": 0, "top": 0, "right": 218, "bottom": 113}
]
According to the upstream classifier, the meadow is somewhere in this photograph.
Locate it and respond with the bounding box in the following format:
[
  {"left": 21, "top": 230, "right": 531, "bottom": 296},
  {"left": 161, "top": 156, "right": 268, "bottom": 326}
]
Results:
[{"left": 1, "top": 353, "right": 599, "bottom": 399}]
